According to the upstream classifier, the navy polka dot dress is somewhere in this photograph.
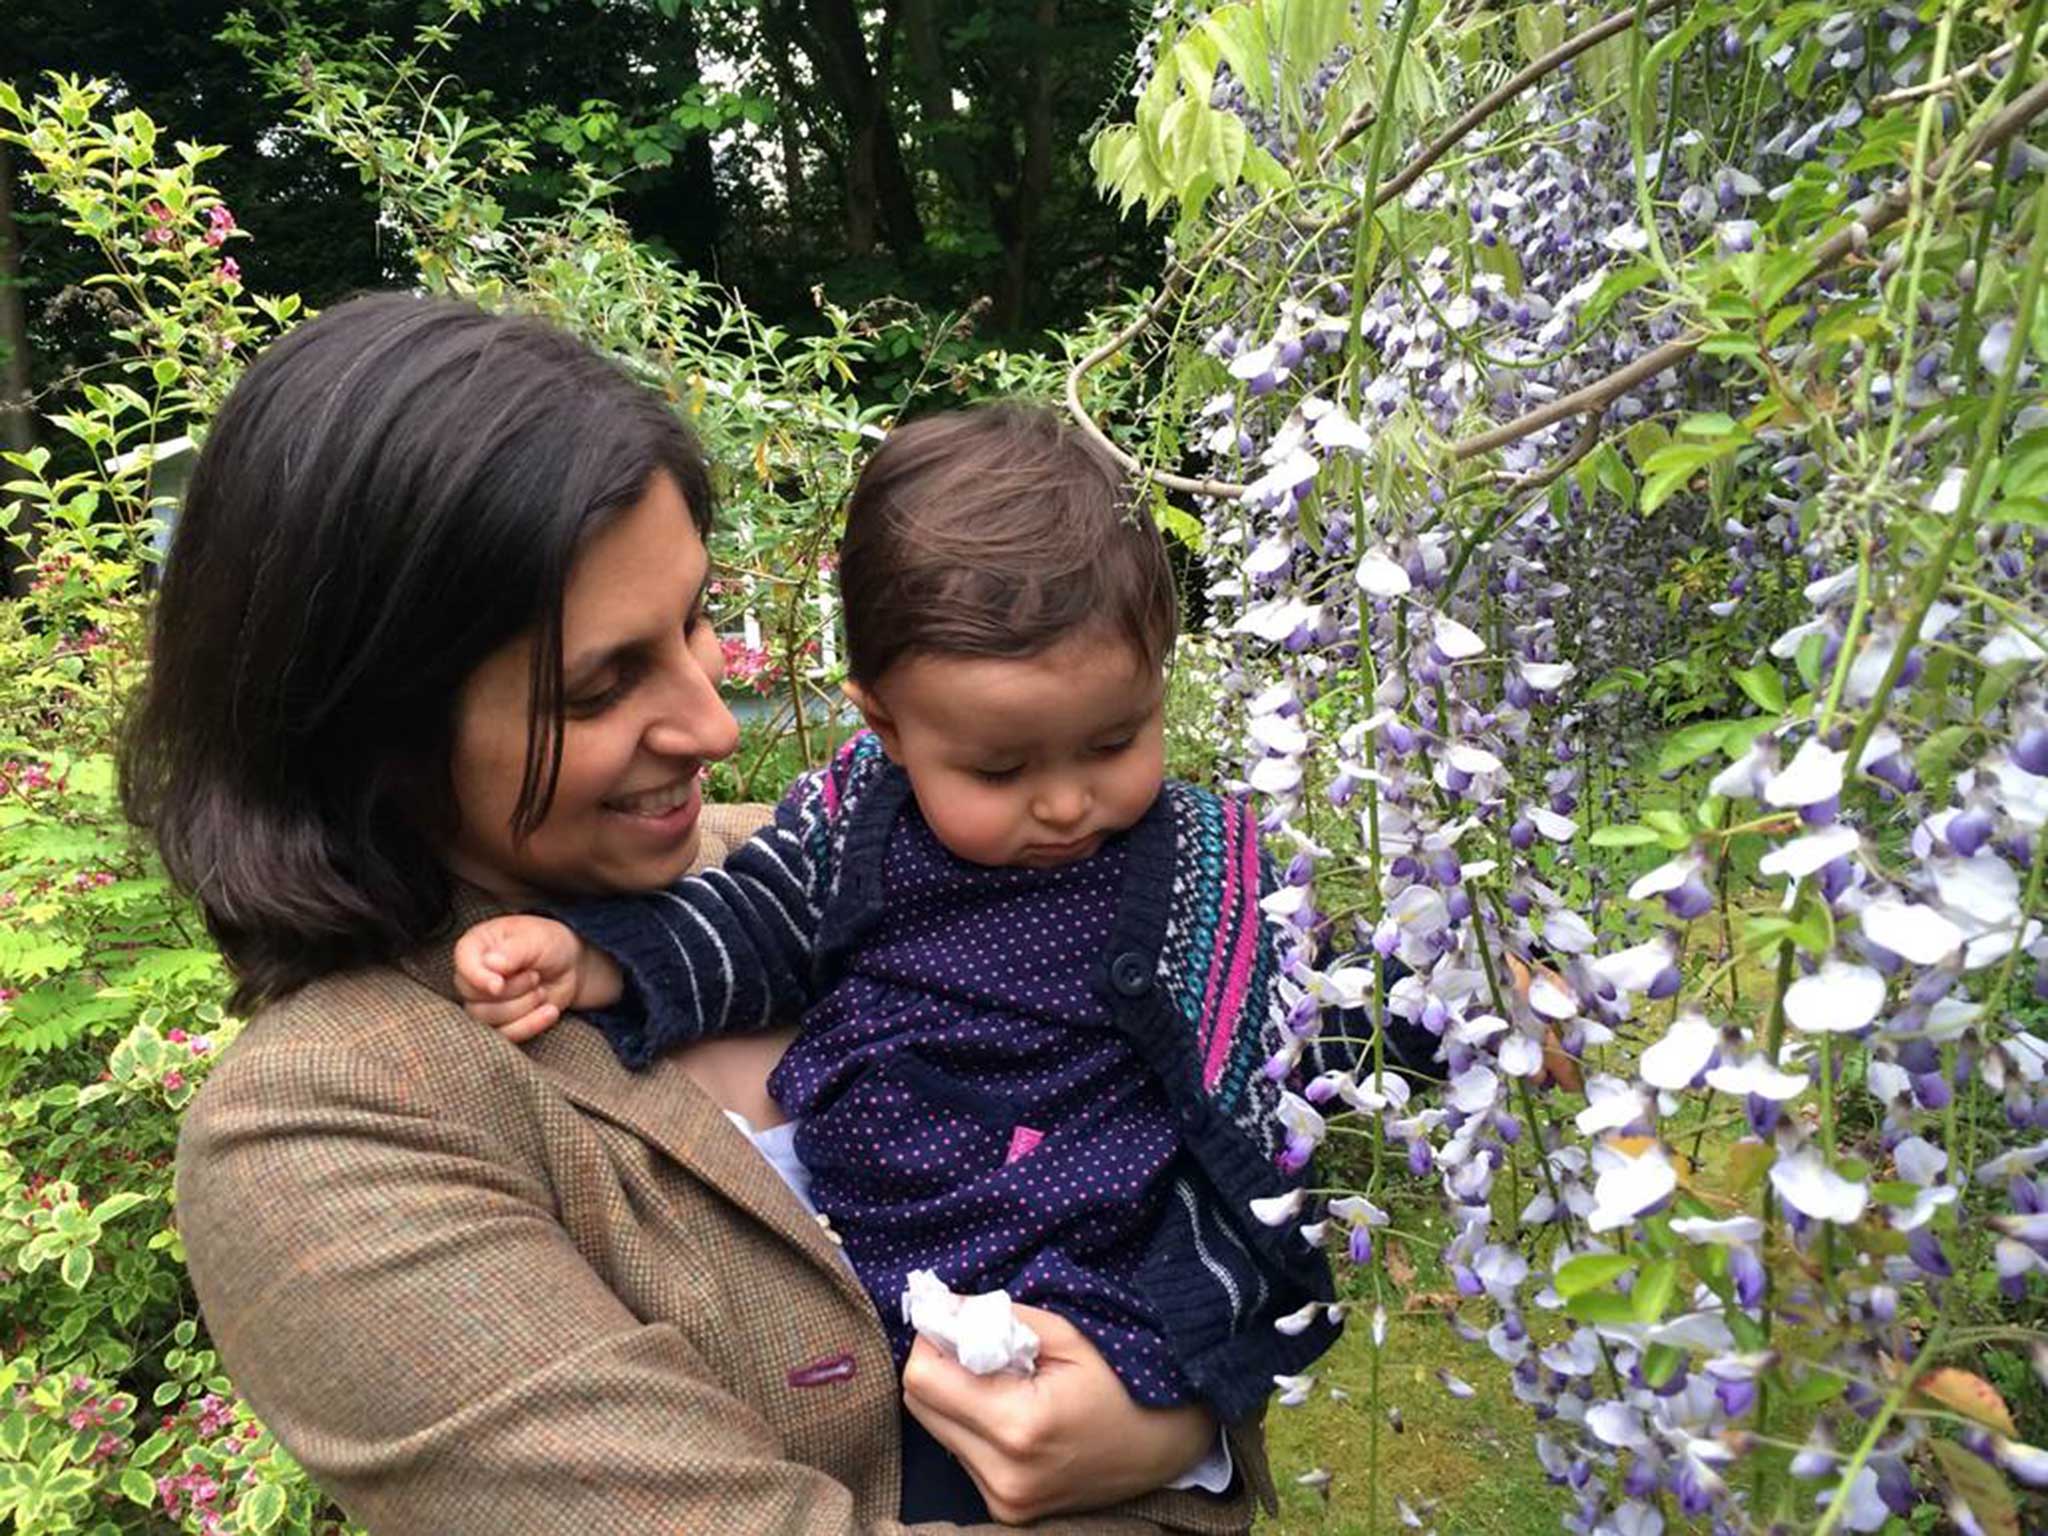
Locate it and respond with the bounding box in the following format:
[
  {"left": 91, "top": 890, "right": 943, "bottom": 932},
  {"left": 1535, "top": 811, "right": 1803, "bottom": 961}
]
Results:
[{"left": 772, "top": 803, "right": 1190, "bottom": 1404}]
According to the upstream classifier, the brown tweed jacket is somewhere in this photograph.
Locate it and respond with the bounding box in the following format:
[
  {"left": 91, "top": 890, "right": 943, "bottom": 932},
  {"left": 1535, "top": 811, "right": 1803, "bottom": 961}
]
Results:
[{"left": 176, "top": 803, "right": 1272, "bottom": 1534}]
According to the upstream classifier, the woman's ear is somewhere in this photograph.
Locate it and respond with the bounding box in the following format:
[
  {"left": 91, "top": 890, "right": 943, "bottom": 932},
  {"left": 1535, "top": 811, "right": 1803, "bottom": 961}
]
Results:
[{"left": 841, "top": 679, "right": 903, "bottom": 760}]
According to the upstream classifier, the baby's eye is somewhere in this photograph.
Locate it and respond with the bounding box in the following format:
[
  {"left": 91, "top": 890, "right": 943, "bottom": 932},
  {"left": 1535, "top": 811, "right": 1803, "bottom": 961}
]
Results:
[
  {"left": 972, "top": 764, "right": 1023, "bottom": 783},
  {"left": 1093, "top": 737, "right": 1135, "bottom": 757}
]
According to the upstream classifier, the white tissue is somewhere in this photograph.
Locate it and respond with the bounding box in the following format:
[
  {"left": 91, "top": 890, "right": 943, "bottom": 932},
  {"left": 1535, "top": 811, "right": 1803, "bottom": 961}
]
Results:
[{"left": 900, "top": 1269, "right": 1041, "bottom": 1376}]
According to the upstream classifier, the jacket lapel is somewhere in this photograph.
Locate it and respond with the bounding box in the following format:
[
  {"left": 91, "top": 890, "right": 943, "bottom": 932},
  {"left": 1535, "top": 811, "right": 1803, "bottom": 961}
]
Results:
[{"left": 400, "top": 864, "right": 872, "bottom": 1308}]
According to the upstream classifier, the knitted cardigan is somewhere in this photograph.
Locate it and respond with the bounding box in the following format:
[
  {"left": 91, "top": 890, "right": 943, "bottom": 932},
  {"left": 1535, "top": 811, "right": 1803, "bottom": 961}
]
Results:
[{"left": 564, "top": 732, "right": 1340, "bottom": 1422}]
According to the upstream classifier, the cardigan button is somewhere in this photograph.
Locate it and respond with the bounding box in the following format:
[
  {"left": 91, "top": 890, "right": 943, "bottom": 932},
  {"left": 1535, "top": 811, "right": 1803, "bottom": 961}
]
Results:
[{"left": 1110, "top": 952, "right": 1153, "bottom": 997}]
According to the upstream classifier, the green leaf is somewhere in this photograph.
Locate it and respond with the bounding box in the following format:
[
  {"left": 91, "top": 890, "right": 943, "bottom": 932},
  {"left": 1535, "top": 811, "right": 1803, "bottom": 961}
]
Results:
[
  {"left": 1201, "top": 4, "right": 1273, "bottom": 112},
  {"left": 92, "top": 1191, "right": 148, "bottom": 1224},
  {"left": 1564, "top": 1289, "right": 1640, "bottom": 1325},
  {"left": 1640, "top": 1342, "right": 1686, "bottom": 1389},
  {"left": 1677, "top": 411, "right": 1739, "bottom": 438},
  {"left": 1785, "top": 890, "right": 1836, "bottom": 955},
  {"left": 1641, "top": 463, "right": 1694, "bottom": 513},
  {"left": 1732, "top": 664, "right": 1786, "bottom": 715},
  {"left": 1589, "top": 824, "right": 1662, "bottom": 848},
  {"left": 120, "top": 1468, "right": 157, "bottom": 1506},
  {"left": 1915, "top": 723, "right": 1974, "bottom": 801},
  {"left": 1642, "top": 809, "right": 1693, "bottom": 849},
  {"left": 240, "top": 1481, "right": 287, "bottom": 1534},
  {"left": 1623, "top": 421, "right": 1671, "bottom": 467},
  {"left": 1555, "top": 1252, "right": 1637, "bottom": 1298},
  {"left": 59, "top": 1244, "right": 93, "bottom": 1290},
  {"left": 1656, "top": 719, "right": 1736, "bottom": 775},
  {"left": 1698, "top": 332, "right": 1762, "bottom": 360},
  {"left": 0, "top": 1411, "right": 27, "bottom": 1459},
  {"left": 129, "top": 1431, "right": 174, "bottom": 1467},
  {"left": 1631, "top": 1258, "right": 1678, "bottom": 1322}
]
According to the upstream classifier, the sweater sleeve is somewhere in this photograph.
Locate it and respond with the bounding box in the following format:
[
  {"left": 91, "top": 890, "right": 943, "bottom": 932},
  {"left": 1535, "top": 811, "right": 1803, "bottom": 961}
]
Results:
[
  {"left": 555, "top": 765, "right": 846, "bottom": 1069},
  {"left": 1136, "top": 1169, "right": 1341, "bottom": 1427}
]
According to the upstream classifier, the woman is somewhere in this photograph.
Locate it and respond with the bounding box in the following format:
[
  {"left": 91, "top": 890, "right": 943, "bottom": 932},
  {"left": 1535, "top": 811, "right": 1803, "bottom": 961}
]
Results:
[{"left": 125, "top": 294, "right": 1272, "bottom": 1533}]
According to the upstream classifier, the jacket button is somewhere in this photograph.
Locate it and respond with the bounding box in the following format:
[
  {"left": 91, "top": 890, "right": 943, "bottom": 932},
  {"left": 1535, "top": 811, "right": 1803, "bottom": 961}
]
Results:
[{"left": 1110, "top": 952, "right": 1153, "bottom": 997}]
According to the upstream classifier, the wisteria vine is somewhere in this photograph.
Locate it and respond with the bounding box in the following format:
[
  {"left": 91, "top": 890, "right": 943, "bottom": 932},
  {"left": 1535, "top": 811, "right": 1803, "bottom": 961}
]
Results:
[{"left": 1092, "top": 1, "right": 2048, "bottom": 1532}]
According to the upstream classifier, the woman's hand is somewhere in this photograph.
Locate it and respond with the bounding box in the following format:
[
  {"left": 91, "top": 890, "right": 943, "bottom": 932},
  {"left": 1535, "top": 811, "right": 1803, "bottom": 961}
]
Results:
[{"left": 901, "top": 1305, "right": 1218, "bottom": 1524}]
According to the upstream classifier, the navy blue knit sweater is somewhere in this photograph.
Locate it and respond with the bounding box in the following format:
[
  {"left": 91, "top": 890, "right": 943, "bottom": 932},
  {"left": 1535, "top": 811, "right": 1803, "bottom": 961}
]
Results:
[{"left": 561, "top": 733, "right": 1339, "bottom": 1422}]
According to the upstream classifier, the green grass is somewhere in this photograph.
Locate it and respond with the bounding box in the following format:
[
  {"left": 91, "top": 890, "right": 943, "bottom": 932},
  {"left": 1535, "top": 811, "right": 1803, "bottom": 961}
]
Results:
[{"left": 1257, "top": 1282, "right": 1571, "bottom": 1535}]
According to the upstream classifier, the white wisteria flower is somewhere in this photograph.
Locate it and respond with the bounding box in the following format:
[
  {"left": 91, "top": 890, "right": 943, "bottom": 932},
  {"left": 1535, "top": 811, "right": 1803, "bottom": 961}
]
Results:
[
  {"left": 1782, "top": 960, "right": 1885, "bottom": 1034},
  {"left": 1764, "top": 737, "right": 1846, "bottom": 808},
  {"left": 1670, "top": 1215, "right": 1764, "bottom": 1245},
  {"left": 1858, "top": 895, "right": 1964, "bottom": 965},
  {"left": 1705, "top": 1054, "right": 1810, "bottom": 1099},
  {"left": 1432, "top": 613, "right": 1487, "bottom": 659},
  {"left": 1272, "top": 1372, "right": 1315, "bottom": 1407},
  {"left": 1585, "top": 1401, "right": 1650, "bottom": 1448},
  {"left": 1577, "top": 1076, "right": 1648, "bottom": 1134},
  {"left": 1758, "top": 824, "right": 1860, "bottom": 879},
  {"left": 1592, "top": 935, "right": 1677, "bottom": 994},
  {"left": 1355, "top": 548, "right": 1412, "bottom": 598},
  {"left": 1249, "top": 1189, "right": 1308, "bottom": 1226},
  {"left": 1640, "top": 1013, "right": 1719, "bottom": 1090},
  {"left": 1769, "top": 1146, "right": 1868, "bottom": 1224},
  {"left": 1588, "top": 1141, "right": 1677, "bottom": 1232}
]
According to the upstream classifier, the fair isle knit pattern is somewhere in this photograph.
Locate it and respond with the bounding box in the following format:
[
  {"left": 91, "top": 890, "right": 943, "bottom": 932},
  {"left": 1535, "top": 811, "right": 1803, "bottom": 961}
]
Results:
[{"left": 565, "top": 731, "right": 1340, "bottom": 1423}]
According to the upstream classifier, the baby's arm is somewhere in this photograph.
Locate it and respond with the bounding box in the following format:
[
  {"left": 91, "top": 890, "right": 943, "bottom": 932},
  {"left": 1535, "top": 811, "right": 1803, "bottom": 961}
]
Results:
[
  {"left": 452, "top": 915, "right": 625, "bottom": 1042},
  {"left": 553, "top": 746, "right": 875, "bottom": 1067}
]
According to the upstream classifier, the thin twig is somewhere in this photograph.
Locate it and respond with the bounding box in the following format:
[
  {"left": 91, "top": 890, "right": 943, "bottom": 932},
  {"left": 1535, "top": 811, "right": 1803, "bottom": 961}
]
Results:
[{"left": 1871, "top": 38, "right": 2019, "bottom": 109}]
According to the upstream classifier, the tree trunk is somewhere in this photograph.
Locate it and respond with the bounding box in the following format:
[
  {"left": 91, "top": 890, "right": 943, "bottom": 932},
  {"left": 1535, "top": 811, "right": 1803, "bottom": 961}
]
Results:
[
  {"left": 0, "top": 137, "right": 39, "bottom": 596},
  {"left": 800, "top": 0, "right": 926, "bottom": 259},
  {"left": 989, "top": 0, "right": 1058, "bottom": 332},
  {"left": 671, "top": 0, "right": 721, "bottom": 276},
  {"left": 765, "top": 44, "right": 808, "bottom": 209}
]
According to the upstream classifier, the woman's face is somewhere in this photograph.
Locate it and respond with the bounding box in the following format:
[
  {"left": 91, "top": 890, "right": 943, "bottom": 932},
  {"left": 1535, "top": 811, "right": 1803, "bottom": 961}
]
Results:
[{"left": 446, "top": 472, "right": 740, "bottom": 901}]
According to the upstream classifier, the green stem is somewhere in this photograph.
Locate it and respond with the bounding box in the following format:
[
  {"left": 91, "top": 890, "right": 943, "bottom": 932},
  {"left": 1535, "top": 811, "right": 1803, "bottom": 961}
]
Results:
[
  {"left": 1841, "top": 175, "right": 2048, "bottom": 775},
  {"left": 1811, "top": 1322, "right": 1946, "bottom": 1536},
  {"left": 1343, "top": 0, "right": 1427, "bottom": 415},
  {"left": 1952, "top": 0, "right": 2047, "bottom": 387}
]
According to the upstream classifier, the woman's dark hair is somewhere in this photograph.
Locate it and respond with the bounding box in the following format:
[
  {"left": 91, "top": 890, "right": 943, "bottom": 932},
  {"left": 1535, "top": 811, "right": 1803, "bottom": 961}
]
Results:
[
  {"left": 837, "top": 403, "right": 1177, "bottom": 688},
  {"left": 121, "top": 293, "right": 713, "bottom": 1010}
]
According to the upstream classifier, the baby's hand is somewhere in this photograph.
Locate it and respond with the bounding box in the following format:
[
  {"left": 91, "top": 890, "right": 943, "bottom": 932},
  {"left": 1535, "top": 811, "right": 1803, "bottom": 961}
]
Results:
[{"left": 453, "top": 915, "right": 619, "bottom": 1043}]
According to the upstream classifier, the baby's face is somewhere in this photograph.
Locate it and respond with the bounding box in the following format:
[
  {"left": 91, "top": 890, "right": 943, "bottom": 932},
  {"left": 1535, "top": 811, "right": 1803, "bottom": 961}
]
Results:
[{"left": 853, "top": 629, "right": 1166, "bottom": 870}]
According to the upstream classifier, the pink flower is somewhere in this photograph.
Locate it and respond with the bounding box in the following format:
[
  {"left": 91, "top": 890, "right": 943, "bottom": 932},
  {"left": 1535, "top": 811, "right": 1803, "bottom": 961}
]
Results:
[
  {"left": 218, "top": 257, "right": 242, "bottom": 284},
  {"left": 204, "top": 205, "right": 237, "bottom": 247},
  {"left": 164, "top": 1071, "right": 185, "bottom": 1092}
]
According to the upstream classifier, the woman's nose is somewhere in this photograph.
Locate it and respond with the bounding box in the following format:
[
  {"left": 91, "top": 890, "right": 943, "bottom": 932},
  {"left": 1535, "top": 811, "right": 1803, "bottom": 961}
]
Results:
[{"left": 645, "top": 637, "right": 740, "bottom": 763}]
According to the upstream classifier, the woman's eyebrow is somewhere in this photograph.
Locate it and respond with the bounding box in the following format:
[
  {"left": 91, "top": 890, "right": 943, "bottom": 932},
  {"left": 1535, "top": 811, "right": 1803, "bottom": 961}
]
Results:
[{"left": 562, "top": 568, "right": 713, "bottom": 683}]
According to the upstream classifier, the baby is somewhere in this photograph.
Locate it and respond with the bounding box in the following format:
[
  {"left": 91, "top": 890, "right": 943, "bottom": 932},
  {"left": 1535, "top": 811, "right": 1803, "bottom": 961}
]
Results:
[{"left": 456, "top": 404, "right": 1340, "bottom": 1438}]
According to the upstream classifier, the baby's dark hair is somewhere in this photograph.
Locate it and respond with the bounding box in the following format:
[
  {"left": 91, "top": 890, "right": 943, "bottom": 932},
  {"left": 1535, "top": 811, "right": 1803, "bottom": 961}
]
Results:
[{"left": 837, "top": 403, "right": 1178, "bottom": 687}]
